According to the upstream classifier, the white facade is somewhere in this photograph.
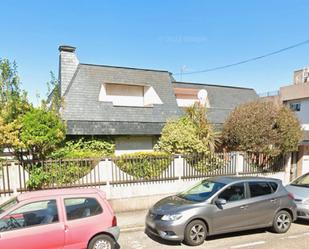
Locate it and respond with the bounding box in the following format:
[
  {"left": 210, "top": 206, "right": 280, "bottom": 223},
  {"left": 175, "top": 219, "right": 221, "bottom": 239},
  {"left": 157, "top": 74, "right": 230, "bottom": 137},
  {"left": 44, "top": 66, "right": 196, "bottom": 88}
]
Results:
[{"left": 287, "top": 98, "right": 309, "bottom": 130}]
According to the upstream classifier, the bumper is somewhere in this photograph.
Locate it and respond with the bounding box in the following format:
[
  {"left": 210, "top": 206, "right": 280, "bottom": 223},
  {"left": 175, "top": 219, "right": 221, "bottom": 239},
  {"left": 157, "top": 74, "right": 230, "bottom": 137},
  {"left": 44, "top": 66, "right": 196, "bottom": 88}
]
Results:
[
  {"left": 106, "top": 226, "right": 120, "bottom": 241},
  {"left": 295, "top": 203, "right": 309, "bottom": 220},
  {"left": 145, "top": 214, "right": 185, "bottom": 241}
]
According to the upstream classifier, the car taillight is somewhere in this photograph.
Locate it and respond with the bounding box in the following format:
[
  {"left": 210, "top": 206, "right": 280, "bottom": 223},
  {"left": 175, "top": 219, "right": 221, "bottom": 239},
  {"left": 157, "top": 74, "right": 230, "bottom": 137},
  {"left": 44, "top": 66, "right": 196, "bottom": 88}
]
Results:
[
  {"left": 112, "top": 216, "right": 117, "bottom": 227},
  {"left": 288, "top": 192, "right": 295, "bottom": 200}
]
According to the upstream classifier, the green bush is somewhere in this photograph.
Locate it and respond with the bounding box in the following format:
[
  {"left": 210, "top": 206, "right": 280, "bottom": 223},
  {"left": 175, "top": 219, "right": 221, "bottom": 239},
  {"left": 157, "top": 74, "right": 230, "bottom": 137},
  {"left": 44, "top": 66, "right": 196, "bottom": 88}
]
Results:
[
  {"left": 26, "top": 160, "right": 97, "bottom": 190},
  {"left": 186, "top": 153, "right": 225, "bottom": 173},
  {"left": 49, "top": 138, "right": 115, "bottom": 159},
  {"left": 114, "top": 152, "right": 172, "bottom": 179}
]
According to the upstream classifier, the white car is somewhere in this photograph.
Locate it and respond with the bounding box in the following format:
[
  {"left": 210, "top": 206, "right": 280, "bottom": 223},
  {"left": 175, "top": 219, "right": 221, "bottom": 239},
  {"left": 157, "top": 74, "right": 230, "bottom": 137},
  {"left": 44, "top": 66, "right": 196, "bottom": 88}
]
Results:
[{"left": 286, "top": 173, "right": 309, "bottom": 219}]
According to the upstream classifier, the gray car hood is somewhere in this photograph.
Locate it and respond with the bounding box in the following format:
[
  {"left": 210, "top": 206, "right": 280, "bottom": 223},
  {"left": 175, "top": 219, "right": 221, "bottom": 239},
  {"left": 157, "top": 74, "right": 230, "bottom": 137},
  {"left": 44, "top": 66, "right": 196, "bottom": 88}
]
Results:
[
  {"left": 152, "top": 195, "right": 198, "bottom": 214},
  {"left": 286, "top": 184, "right": 309, "bottom": 200}
]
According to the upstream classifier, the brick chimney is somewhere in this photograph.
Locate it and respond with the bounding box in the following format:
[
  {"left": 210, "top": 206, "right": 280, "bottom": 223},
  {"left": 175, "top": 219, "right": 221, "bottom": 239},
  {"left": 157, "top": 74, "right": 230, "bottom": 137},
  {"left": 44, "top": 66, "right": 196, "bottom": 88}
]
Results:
[{"left": 58, "top": 45, "right": 79, "bottom": 96}]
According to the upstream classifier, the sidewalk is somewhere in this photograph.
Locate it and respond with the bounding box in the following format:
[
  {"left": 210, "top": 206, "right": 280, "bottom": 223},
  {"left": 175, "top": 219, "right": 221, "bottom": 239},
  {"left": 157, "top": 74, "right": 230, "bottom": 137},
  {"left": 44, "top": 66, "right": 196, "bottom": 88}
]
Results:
[{"left": 116, "top": 209, "right": 148, "bottom": 232}]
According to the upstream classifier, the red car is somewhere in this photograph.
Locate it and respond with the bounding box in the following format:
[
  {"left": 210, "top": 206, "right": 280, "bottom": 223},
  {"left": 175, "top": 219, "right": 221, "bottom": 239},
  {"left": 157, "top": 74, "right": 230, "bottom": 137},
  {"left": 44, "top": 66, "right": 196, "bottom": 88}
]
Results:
[{"left": 0, "top": 188, "right": 119, "bottom": 249}]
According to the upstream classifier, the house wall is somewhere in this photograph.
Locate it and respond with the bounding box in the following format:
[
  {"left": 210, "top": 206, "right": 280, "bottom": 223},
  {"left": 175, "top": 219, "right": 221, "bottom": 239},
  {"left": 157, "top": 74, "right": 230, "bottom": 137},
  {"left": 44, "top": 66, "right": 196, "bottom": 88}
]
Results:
[
  {"left": 115, "top": 136, "right": 157, "bottom": 155},
  {"left": 286, "top": 98, "right": 309, "bottom": 129}
]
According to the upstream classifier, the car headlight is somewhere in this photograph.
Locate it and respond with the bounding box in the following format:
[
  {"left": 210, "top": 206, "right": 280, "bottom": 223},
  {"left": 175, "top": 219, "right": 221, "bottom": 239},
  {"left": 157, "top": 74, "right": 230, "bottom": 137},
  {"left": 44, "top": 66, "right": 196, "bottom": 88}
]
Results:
[{"left": 161, "top": 214, "right": 182, "bottom": 221}]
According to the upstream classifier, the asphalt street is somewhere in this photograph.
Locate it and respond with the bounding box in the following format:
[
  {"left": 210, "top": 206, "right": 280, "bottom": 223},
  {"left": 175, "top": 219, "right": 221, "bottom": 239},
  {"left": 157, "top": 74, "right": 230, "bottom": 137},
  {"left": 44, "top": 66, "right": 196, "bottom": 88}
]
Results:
[{"left": 118, "top": 219, "right": 309, "bottom": 249}]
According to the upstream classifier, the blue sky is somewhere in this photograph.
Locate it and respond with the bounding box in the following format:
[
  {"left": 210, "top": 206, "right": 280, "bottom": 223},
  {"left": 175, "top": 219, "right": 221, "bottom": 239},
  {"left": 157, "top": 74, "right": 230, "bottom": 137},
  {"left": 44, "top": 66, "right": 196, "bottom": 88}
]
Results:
[{"left": 1, "top": 0, "right": 309, "bottom": 103}]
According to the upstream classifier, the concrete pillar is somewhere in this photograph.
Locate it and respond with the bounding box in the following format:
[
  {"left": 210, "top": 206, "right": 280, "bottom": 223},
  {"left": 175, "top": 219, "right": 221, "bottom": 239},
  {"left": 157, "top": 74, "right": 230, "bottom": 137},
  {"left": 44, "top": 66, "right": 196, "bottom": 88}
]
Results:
[
  {"left": 235, "top": 152, "right": 244, "bottom": 175},
  {"left": 284, "top": 153, "right": 292, "bottom": 185},
  {"left": 174, "top": 155, "right": 184, "bottom": 180}
]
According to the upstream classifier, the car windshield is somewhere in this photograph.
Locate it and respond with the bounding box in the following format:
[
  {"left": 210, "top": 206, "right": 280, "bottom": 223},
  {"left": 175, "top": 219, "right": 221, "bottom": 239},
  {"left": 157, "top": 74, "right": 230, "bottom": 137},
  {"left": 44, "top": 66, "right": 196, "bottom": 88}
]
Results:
[
  {"left": 0, "top": 197, "right": 18, "bottom": 214},
  {"left": 292, "top": 173, "right": 309, "bottom": 187},
  {"left": 177, "top": 180, "right": 226, "bottom": 202}
]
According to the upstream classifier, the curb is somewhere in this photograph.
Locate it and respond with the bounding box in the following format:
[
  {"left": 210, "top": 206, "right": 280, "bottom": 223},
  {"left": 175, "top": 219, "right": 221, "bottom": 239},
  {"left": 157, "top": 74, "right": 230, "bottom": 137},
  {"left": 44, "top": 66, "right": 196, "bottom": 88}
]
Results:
[{"left": 120, "top": 225, "right": 145, "bottom": 233}]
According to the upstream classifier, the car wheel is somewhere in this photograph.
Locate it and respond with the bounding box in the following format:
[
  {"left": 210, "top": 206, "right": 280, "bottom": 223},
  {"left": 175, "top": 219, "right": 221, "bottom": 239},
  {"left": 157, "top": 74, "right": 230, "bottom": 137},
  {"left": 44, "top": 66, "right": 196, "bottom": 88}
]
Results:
[
  {"left": 184, "top": 220, "right": 207, "bottom": 246},
  {"left": 88, "top": 234, "right": 116, "bottom": 249},
  {"left": 271, "top": 210, "right": 292, "bottom": 233}
]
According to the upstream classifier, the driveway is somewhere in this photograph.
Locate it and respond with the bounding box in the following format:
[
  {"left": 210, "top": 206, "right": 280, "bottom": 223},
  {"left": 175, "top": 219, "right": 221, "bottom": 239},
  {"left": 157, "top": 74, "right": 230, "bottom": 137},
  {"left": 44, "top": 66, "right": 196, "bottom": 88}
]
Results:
[{"left": 118, "top": 219, "right": 309, "bottom": 249}]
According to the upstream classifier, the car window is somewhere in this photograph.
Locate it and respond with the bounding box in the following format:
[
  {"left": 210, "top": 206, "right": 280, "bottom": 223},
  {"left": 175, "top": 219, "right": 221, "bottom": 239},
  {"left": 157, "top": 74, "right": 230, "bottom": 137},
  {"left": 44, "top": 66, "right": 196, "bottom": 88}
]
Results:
[
  {"left": 0, "top": 200, "right": 58, "bottom": 232},
  {"left": 64, "top": 198, "right": 103, "bottom": 220},
  {"left": 269, "top": 182, "right": 278, "bottom": 192},
  {"left": 0, "top": 197, "right": 18, "bottom": 214},
  {"left": 218, "top": 183, "right": 245, "bottom": 202},
  {"left": 177, "top": 180, "right": 226, "bottom": 202},
  {"left": 249, "top": 181, "right": 273, "bottom": 198},
  {"left": 292, "top": 173, "right": 309, "bottom": 186}
]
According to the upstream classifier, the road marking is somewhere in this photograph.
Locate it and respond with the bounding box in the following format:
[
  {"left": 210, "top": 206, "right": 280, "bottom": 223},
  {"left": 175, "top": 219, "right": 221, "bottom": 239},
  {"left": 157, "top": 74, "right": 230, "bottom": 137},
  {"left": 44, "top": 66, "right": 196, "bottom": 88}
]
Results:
[
  {"left": 230, "top": 241, "right": 266, "bottom": 248},
  {"left": 279, "top": 232, "right": 309, "bottom": 240}
]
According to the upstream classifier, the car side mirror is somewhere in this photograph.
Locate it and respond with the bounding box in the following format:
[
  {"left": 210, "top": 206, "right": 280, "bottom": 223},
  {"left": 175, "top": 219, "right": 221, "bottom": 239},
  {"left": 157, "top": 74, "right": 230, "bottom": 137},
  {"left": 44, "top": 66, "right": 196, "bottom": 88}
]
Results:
[{"left": 215, "top": 198, "right": 227, "bottom": 206}]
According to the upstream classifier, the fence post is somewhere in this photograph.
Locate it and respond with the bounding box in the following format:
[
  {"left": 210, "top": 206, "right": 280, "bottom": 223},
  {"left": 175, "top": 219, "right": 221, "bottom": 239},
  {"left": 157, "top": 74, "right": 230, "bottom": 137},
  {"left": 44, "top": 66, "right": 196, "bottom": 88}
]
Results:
[
  {"left": 7, "top": 161, "right": 20, "bottom": 194},
  {"left": 235, "top": 152, "right": 244, "bottom": 176},
  {"left": 174, "top": 155, "right": 184, "bottom": 181},
  {"left": 284, "top": 153, "right": 292, "bottom": 185},
  {"left": 98, "top": 158, "right": 113, "bottom": 199}
]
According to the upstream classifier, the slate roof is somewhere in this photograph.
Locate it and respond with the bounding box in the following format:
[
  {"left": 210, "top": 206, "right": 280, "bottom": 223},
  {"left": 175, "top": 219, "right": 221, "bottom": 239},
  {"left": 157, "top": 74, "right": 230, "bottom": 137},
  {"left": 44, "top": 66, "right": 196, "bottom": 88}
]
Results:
[
  {"left": 173, "top": 81, "right": 258, "bottom": 124},
  {"left": 61, "top": 63, "right": 258, "bottom": 135},
  {"left": 62, "top": 63, "right": 182, "bottom": 135}
]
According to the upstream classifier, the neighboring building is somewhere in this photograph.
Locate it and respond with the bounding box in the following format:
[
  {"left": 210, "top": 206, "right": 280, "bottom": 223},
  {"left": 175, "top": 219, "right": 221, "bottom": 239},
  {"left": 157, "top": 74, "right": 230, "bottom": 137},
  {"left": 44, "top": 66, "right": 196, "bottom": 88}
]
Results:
[
  {"left": 58, "top": 45, "right": 258, "bottom": 154},
  {"left": 260, "top": 68, "right": 309, "bottom": 178}
]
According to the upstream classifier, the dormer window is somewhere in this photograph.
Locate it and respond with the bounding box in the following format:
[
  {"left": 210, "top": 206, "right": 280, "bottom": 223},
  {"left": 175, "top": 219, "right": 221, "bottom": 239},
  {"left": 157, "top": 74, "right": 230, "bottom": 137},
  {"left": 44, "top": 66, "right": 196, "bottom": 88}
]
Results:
[{"left": 99, "top": 83, "right": 162, "bottom": 107}]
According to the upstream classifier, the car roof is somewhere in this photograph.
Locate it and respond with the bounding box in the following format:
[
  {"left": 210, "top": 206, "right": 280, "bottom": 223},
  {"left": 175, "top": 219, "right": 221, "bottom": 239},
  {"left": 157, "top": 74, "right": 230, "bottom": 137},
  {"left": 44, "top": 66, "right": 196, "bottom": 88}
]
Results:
[
  {"left": 209, "top": 176, "right": 281, "bottom": 185},
  {"left": 17, "top": 188, "right": 105, "bottom": 202}
]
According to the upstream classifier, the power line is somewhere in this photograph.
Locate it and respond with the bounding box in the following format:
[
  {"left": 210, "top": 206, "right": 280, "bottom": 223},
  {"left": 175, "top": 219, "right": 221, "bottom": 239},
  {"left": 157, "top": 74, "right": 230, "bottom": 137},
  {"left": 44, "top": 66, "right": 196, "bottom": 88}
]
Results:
[{"left": 174, "top": 39, "right": 309, "bottom": 75}]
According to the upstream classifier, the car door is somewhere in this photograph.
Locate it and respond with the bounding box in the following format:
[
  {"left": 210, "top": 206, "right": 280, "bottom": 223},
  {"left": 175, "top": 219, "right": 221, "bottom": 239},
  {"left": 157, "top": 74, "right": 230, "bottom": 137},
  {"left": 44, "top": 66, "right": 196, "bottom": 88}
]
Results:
[
  {"left": 210, "top": 182, "right": 251, "bottom": 234},
  {"left": 244, "top": 181, "right": 279, "bottom": 227},
  {"left": 0, "top": 198, "right": 65, "bottom": 249},
  {"left": 62, "top": 196, "right": 104, "bottom": 249}
]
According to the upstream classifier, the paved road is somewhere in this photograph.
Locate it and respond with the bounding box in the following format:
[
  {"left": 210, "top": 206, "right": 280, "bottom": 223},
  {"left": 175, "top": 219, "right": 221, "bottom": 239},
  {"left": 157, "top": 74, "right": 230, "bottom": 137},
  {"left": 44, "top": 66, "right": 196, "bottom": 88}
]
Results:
[{"left": 117, "top": 219, "right": 309, "bottom": 249}]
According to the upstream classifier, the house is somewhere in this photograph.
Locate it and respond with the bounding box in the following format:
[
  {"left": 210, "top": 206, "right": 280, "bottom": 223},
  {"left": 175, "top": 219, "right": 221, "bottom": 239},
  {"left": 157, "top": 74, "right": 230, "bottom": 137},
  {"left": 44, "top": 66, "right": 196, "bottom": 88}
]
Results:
[
  {"left": 260, "top": 68, "right": 309, "bottom": 178},
  {"left": 58, "top": 45, "right": 258, "bottom": 154}
]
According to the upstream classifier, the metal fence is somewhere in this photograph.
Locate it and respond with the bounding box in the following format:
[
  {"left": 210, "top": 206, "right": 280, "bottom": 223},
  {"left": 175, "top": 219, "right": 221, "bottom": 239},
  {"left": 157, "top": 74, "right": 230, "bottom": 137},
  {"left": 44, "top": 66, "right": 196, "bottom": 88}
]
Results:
[
  {"left": 111, "top": 155, "right": 176, "bottom": 185},
  {"left": 0, "top": 152, "right": 288, "bottom": 198},
  {"left": 182, "top": 152, "right": 237, "bottom": 179},
  {"left": 0, "top": 160, "right": 13, "bottom": 197},
  {"left": 242, "top": 153, "right": 286, "bottom": 174}
]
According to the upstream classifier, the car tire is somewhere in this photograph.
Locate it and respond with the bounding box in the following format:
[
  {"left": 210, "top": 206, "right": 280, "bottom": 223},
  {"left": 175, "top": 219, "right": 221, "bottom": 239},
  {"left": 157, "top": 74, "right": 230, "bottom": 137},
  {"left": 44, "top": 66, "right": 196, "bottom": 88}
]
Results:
[
  {"left": 271, "top": 210, "right": 292, "bottom": 234},
  {"left": 184, "top": 220, "right": 207, "bottom": 246},
  {"left": 88, "top": 234, "right": 116, "bottom": 249}
]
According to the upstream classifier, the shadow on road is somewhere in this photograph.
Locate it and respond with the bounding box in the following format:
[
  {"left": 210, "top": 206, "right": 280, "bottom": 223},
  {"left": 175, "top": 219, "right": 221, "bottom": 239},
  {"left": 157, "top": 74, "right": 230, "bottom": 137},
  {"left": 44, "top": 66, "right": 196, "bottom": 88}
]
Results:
[
  {"left": 295, "top": 218, "right": 309, "bottom": 226},
  {"left": 145, "top": 227, "right": 269, "bottom": 246},
  {"left": 206, "top": 228, "right": 268, "bottom": 241}
]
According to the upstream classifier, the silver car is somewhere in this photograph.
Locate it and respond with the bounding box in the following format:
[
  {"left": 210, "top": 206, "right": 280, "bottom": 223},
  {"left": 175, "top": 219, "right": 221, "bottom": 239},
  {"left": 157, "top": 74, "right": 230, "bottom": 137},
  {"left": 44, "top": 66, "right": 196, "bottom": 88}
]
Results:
[
  {"left": 146, "top": 176, "right": 296, "bottom": 246},
  {"left": 286, "top": 172, "right": 309, "bottom": 219}
]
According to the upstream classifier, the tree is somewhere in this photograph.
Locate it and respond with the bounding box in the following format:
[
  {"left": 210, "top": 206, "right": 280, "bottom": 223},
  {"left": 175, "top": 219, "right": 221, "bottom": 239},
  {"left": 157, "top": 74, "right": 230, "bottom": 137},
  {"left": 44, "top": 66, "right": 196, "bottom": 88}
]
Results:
[
  {"left": 0, "top": 59, "right": 31, "bottom": 160},
  {"left": 222, "top": 101, "right": 302, "bottom": 157},
  {"left": 0, "top": 59, "right": 30, "bottom": 122},
  {"left": 44, "top": 71, "right": 62, "bottom": 114},
  {"left": 20, "top": 108, "right": 66, "bottom": 160},
  {"left": 156, "top": 103, "right": 219, "bottom": 154}
]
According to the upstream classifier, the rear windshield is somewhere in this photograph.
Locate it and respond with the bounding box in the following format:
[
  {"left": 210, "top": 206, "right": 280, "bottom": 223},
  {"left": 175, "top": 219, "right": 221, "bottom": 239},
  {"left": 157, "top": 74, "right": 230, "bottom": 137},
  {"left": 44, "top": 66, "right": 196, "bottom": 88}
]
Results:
[
  {"left": 177, "top": 180, "right": 226, "bottom": 202},
  {"left": 0, "top": 197, "right": 18, "bottom": 214},
  {"left": 292, "top": 173, "right": 309, "bottom": 187}
]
